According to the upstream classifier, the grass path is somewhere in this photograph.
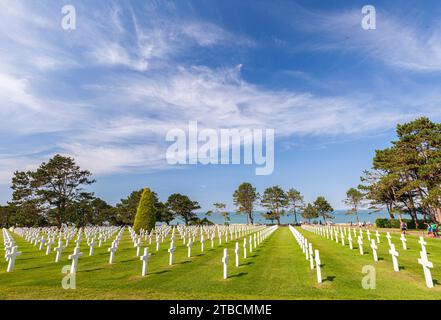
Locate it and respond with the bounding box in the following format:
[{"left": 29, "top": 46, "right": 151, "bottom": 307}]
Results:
[{"left": 0, "top": 227, "right": 440, "bottom": 299}]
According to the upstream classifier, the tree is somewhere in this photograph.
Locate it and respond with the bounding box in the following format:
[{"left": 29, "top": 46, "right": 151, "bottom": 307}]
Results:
[
  {"left": 213, "top": 202, "right": 230, "bottom": 224},
  {"left": 260, "top": 186, "right": 288, "bottom": 225},
  {"left": 115, "top": 190, "right": 143, "bottom": 225},
  {"left": 233, "top": 183, "right": 259, "bottom": 224},
  {"left": 166, "top": 193, "right": 200, "bottom": 225},
  {"left": 313, "top": 196, "right": 334, "bottom": 223},
  {"left": 361, "top": 117, "right": 441, "bottom": 225},
  {"left": 302, "top": 203, "right": 319, "bottom": 223},
  {"left": 133, "top": 188, "right": 157, "bottom": 233},
  {"left": 287, "top": 188, "right": 304, "bottom": 224},
  {"left": 344, "top": 188, "right": 365, "bottom": 224},
  {"left": 156, "top": 201, "right": 175, "bottom": 225},
  {"left": 10, "top": 155, "right": 95, "bottom": 227}
]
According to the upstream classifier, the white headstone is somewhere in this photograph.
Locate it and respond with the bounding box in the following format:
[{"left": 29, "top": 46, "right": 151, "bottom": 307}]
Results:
[
  {"left": 389, "top": 244, "right": 399, "bottom": 272},
  {"left": 222, "top": 248, "right": 228, "bottom": 279},
  {"left": 418, "top": 250, "right": 434, "bottom": 288}
]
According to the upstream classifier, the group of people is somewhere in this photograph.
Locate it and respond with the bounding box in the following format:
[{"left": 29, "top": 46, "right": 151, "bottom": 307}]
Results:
[
  {"left": 401, "top": 221, "right": 440, "bottom": 238},
  {"left": 424, "top": 222, "right": 440, "bottom": 238}
]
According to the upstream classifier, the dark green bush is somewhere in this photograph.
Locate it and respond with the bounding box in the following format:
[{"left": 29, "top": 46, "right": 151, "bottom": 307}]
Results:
[{"left": 375, "top": 218, "right": 427, "bottom": 229}]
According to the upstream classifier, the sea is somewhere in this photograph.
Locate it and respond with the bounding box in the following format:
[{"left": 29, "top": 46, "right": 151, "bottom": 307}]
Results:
[{"left": 168, "top": 209, "right": 393, "bottom": 225}]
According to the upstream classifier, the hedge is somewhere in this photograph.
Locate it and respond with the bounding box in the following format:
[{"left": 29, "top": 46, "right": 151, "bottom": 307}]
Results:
[{"left": 375, "top": 218, "right": 427, "bottom": 230}]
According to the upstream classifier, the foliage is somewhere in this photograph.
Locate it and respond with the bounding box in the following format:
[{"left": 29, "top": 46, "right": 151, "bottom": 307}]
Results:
[
  {"left": 233, "top": 183, "right": 259, "bottom": 224},
  {"left": 166, "top": 193, "right": 200, "bottom": 225},
  {"left": 260, "top": 186, "right": 288, "bottom": 225},
  {"left": 133, "top": 188, "right": 157, "bottom": 233},
  {"left": 286, "top": 188, "right": 304, "bottom": 224}
]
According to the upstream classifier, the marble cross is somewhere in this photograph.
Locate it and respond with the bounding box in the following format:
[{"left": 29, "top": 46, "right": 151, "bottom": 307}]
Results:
[
  {"left": 68, "top": 247, "right": 83, "bottom": 274},
  {"left": 418, "top": 236, "right": 427, "bottom": 254},
  {"left": 249, "top": 235, "right": 253, "bottom": 253},
  {"left": 187, "top": 239, "right": 192, "bottom": 258},
  {"left": 308, "top": 243, "right": 314, "bottom": 270},
  {"left": 200, "top": 235, "right": 205, "bottom": 253},
  {"left": 234, "top": 242, "right": 239, "bottom": 267},
  {"left": 6, "top": 246, "right": 22, "bottom": 272},
  {"left": 348, "top": 233, "right": 353, "bottom": 250},
  {"left": 140, "top": 247, "right": 151, "bottom": 277},
  {"left": 386, "top": 232, "right": 392, "bottom": 246},
  {"left": 315, "top": 249, "right": 322, "bottom": 283},
  {"left": 389, "top": 244, "right": 399, "bottom": 272},
  {"left": 375, "top": 230, "right": 380, "bottom": 243},
  {"left": 45, "top": 238, "right": 54, "bottom": 256},
  {"left": 370, "top": 239, "right": 378, "bottom": 262},
  {"left": 168, "top": 241, "right": 176, "bottom": 265},
  {"left": 400, "top": 233, "right": 407, "bottom": 250},
  {"left": 418, "top": 250, "right": 434, "bottom": 288},
  {"left": 357, "top": 237, "right": 364, "bottom": 255},
  {"left": 54, "top": 240, "right": 66, "bottom": 263},
  {"left": 243, "top": 237, "right": 247, "bottom": 259},
  {"left": 89, "top": 238, "right": 96, "bottom": 256},
  {"left": 108, "top": 242, "right": 117, "bottom": 264},
  {"left": 222, "top": 248, "right": 229, "bottom": 279}
]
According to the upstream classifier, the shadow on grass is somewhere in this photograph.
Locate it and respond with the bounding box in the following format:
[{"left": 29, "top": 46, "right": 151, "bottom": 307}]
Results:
[
  {"left": 324, "top": 275, "right": 336, "bottom": 282},
  {"left": 399, "top": 266, "right": 405, "bottom": 271},
  {"left": 241, "top": 261, "right": 255, "bottom": 266},
  {"left": 151, "top": 270, "right": 170, "bottom": 275},
  {"left": 229, "top": 272, "right": 248, "bottom": 278}
]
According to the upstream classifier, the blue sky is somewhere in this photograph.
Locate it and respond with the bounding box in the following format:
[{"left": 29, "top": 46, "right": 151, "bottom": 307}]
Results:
[{"left": 1, "top": 0, "right": 441, "bottom": 211}]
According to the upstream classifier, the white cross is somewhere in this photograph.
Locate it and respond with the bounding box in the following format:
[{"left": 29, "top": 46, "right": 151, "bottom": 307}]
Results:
[
  {"left": 418, "top": 250, "right": 434, "bottom": 288},
  {"left": 243, "top": 237, "right": 247, "bottom": 259},
  {"left": 418, "top": 236, "right": 427, "bottom": 254},
  {"left": 357, "top": 237, "right": 364, "bottom": 255},
  {"left": 253, "top": 233, "right": 257, "bottom": 248},
  {"left": 315, "top": 249, "right": 322, "bottom": 284},
  {"left": 366, "top": 230, "right": 371, "bottom": 241},
  {"left": 370, "top": 239, "right": 378, "bottom": 262},
  {"left": 135, "top": 239, "right": 142, "bottom": 257},
  {"left": 168, "top": 241, "right": 176, "bottom": 265},
  {"left": 340, "top": 232, "right": 345, "bottom": 246},
  {"left": 222, "top": 248, "right": 229, "bottom": 279},
  {"left": 389, "top": 244, "right": 399, "bottom": 272},
  {"left": 6, "top": 246, "right": 22, "bottom": 272},
  {"left": 108, "top": 242, "right": 117, "bottom": 264},
  {"left": 348, "top": 234, "right": 353, "bottom": 250},
  {"left": 386, "top": 232, "right": 392, "bottom": 246},
  {"left": 39, "top": 237, "right": 46, "bottom": 251},
  {"left": 54, "top": 240, "right": 66, "bottom": 263},
  {"left": 375, "top": 230, "right": 380, "bottom": 243},
  {"left": 156, "top": 239, "right": 160, "bottom": 251},
  {"left": 68, "top": 247, "right": 83, "bottom": 274},
  {"left": 249, "top": 235, "right": 253, "bottom": 253},
  {"left": 187, "top": 239, "right": 192, "bottom": 258},
  {"left": 400, "top": 233, "right": 407, "bottom": 250},
  {"left": 140, "top": 248, "right": 152, "bottom": 277},
  {"left": 200, "top": 235, "right": 205, "bottom": 253},
  {"left": 309, "top": 243, "right": 314, "bottom": 270},
  {"left": 45, "top": 238, "right": 54, "bottom": 256},
  {"left": 234, "top": 242, "right": 239, "bottom": 267},
  {"left": 89, "top": 238, "right": 96, "bottom": 256}
]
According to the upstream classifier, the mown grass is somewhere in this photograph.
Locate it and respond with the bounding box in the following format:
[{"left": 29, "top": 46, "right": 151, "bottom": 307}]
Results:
[{"left": 0, "top": 226, "right": 440, "bottom": 299}]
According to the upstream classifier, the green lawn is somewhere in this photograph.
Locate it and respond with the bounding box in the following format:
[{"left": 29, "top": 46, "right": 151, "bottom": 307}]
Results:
[{"left": 0, "top": 226, "right": 440, "bottom": 299}]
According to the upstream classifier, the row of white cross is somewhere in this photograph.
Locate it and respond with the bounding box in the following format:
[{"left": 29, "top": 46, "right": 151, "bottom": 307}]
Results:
[
  {"left": 221, "top": 225, "right": 278, "bottom": 279},
  {"left": 289, "top": 225, "right": 322, "bottom": 283},
  {"left": 8, "top": 224, "right": 270, "bottom": 278},
  {"left": 302, "top": 225, "right": 435, "bottom": 288},
  {"left": 3, "top": 228, "right": 22, "bottom": 272}
]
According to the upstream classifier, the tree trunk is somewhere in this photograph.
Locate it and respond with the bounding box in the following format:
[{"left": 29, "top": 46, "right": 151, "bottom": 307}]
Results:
[
  {"left": 248, "top": 212, "right": 254, "bottom": 225},
  {"left": 294, "top": 212, "right": 298, "bottom": 224},
  {"left": 435, "top": 208, "right": 441, "bottom": 224},
  {"left": 56, "top": 204, "right": 62, "bottom": 228}
]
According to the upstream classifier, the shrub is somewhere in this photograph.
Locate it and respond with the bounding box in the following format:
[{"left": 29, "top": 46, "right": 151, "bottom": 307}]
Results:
[
  {"left": 133, "top": 188, "right": 157, "bottom": 233},
  {"left": 375, "top": 218, "right": 428, "bottom": 229}
]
